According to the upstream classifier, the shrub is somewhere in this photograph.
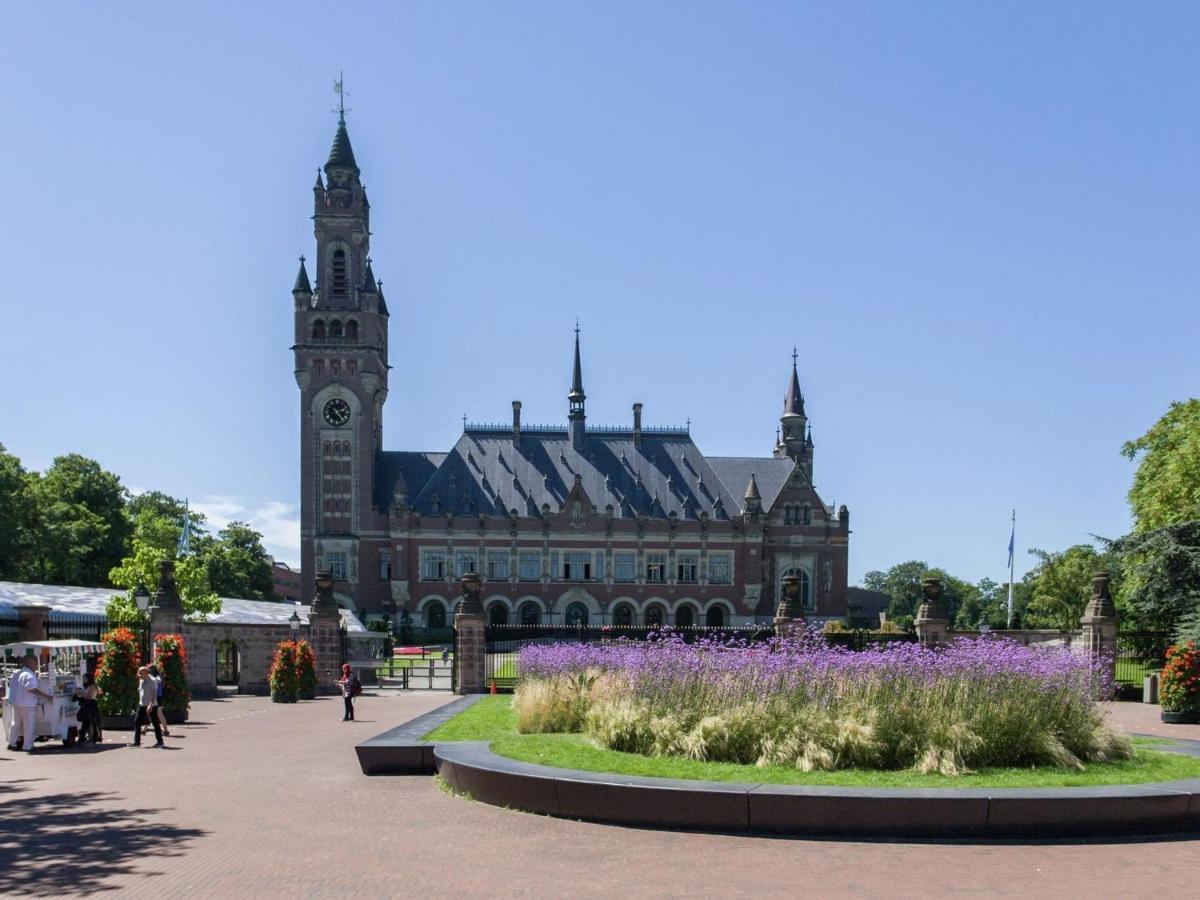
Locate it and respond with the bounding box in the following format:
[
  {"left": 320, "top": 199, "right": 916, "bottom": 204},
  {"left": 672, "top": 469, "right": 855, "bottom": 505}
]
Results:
[
  {"left": 268, "top": 640, "right": 299, "bottom": 702},
  {"left": 96, "top": 626, "right": 141, "bottom": 716},
  {"left": 296, "top": 640, "right": 317, "bottom": 697},
  {"left": 1160, "top": 641, "right": 1200, "bottom": 713},
  {"left": 153, "top": 633, "right": 190, "bottom": 714},
  {"left": 517, "top": 631, "right": 1129, "bottom": 775}
]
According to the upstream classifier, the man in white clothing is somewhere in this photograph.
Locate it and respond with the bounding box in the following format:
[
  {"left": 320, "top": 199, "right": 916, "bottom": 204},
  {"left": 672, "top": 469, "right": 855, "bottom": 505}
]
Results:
[{"left": 8, "top": 654, "right": 51, "bottom": 753}]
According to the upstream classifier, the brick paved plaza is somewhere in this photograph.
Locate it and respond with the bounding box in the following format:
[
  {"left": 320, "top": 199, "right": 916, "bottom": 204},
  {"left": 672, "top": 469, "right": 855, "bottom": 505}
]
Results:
[{"left": 2, "top": 692, "right": 1197, "bottom": 898}]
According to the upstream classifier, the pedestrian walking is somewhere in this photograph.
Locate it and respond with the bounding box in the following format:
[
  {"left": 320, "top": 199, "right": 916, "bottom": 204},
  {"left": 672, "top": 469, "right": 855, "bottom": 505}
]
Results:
[
  {"left": 7, "top": 653, "right": 52, "bottom": 752},
  {"left": 337, "top": 663, "right": 360, "bottom": 721},
  {"left": 133, "top": 666, "right": 164, "bottom": 747},
  {"left": 143, "top": 665, "right": 170, "bottom": 737}
]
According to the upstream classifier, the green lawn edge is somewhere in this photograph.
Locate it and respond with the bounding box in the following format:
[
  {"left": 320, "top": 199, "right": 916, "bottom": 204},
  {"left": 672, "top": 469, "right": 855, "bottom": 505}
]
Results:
[{"left": 421, "top": 696, "right": 1200, "bottom": 789}]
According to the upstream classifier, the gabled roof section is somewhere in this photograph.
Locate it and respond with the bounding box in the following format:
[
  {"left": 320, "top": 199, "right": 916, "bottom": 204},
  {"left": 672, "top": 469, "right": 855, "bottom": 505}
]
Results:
[
  {"left": 707, "top": 456, "right": 796, "bottom": 514},
  {"left": 375, "top": 450, "right": 445, "bottom": 511}
]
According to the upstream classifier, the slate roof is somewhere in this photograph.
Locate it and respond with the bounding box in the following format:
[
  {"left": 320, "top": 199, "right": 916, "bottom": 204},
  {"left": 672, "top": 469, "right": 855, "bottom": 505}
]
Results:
[
  {"left": 706, "top": 456, "right": 795, "bottom": 514},
  {"left": 385, "top": 428, "right": 796, "bottom": 520},
  {"left": 0, "top": 582, "right": 368, "bottom": 632},
  {"left": 375, "top": 450, "right": 446, "bottom": 510}
]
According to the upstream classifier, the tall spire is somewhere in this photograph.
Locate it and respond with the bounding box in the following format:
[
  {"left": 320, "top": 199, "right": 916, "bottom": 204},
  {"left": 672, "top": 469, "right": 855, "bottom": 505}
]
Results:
[
  {"left": 569, "top": 321, "right": 585, "bottom": 402},
  {"left": 568, "top": 323, "right": 586, "bottom": 449},
  {"left": 783, "top": 346, "right": 805, "bottom": 417}
]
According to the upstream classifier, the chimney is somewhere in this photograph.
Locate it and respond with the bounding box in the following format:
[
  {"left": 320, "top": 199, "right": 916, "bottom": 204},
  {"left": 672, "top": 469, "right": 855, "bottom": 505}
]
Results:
[
  {"left": 633, "top": 403, "right": 643, "bottom": 448},
  {"left": 512, "top": 400, "right": 522, "bottom": 442}
]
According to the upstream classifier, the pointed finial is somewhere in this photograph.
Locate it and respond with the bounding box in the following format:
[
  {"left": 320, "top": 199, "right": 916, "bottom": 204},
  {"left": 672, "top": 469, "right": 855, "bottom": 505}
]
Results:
[
  {"left": 333, "top": 72, "right": 349, "bottom": 121},
  {"left": 792, "top": 345, "right": 798, "bottom": 367},
  {"left": 462, "top": 413, "right": 467, "bottom": 430}
]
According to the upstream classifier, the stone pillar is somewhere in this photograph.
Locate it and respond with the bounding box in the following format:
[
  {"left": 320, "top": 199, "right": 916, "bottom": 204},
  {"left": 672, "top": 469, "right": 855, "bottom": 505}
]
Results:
[
  {"left": 914, "top": 577, "right": 950, "bottom": 649},
  {"left": 17, "top": 605, "right": 51, "bottom": 642},
  {"left": 150, "top": 559, "right": 184, "bottom": 650},
  {"left": 309, "top": 570, "right": 344, "bottom": 695},
  {"left": 1079, "top": 571, "right": 1118, "bottom": 687},
  {"left": 454, "top": 572, "right": 486, "bottom": 694},
  {"left": 774, "top": 573, "right": 806, "bottom": 638}
]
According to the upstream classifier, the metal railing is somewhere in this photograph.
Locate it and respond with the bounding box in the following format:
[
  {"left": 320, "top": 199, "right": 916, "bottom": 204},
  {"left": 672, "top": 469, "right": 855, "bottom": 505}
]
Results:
[{"left": 1115, "top": 630, "right": 1172, "bottom": 688}]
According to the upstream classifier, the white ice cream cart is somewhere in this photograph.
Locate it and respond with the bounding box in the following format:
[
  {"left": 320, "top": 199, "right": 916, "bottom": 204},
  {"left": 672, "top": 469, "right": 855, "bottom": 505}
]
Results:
[{"left": 2, "top": 639, "right": 104, "bottom": 748}]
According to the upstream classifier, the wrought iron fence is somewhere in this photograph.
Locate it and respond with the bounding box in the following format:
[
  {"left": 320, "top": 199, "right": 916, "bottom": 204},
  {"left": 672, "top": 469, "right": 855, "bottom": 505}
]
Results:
[{"left": 1115, "top": 630, "right": 1172, "bottom": 688}]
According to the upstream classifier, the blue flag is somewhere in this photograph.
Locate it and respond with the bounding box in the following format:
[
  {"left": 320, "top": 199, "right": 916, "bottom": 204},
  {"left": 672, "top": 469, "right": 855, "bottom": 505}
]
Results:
[{"left": 177, "top": 501, "right": 191, "bottom": 556}]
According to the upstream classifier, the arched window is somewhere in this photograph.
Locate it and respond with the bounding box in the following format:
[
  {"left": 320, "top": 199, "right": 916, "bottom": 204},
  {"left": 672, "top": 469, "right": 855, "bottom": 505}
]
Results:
[
  {"left": 331, "top": 249, "right": 348, "bottom": 298},
  {"left": 612, "top": 603, "right": 634, "bottom": 627},
  {"left": 675, "top": 605, "right": 695, "bottom": 628},
  {"left": 644, "top": 604, "right": 665, "bottom": 628},
  {"left": 565, "top": 602, "right": 588, "bottom": 626},
  {"left": 705, "top": 606, "right": 725, "bottom": 627},
  {"left": 488, "top": 603, "right": 508, "bottom": 626},
  {"left": 781, "top": 567, "right": 813, "bottom": 610},
  {"left": 346, "top": 320, "right": 359, "bottom": 341},
  {"left": 330, "top": 319, "right": 343, "bottom": 340},
  {"left": 312, "top": 320, "right": 326, "bottom": 340},
  {"left": 519, "top": 601, "right": 541, "bottom": 625},
  {"left": 426, "top": 601, "right": 446, "bottom": 629}
]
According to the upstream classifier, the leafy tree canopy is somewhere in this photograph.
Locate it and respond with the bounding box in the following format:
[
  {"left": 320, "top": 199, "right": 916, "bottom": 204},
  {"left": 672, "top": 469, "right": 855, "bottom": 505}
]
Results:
[
  {"left": 1110, "top": 522, "right": 1200, "bottom": 635},
  {"left": 25, "top": 454, "right": 131, "bottom": 587},
  {"left": 0, "top": 443, "right": 35, "bottom": 580},
  {"left": 1123, "top": 399, "right": 1200, "bottom": 531},
  {"left": 1024, "top": 543, "right": 1120, "bottom": 631}
]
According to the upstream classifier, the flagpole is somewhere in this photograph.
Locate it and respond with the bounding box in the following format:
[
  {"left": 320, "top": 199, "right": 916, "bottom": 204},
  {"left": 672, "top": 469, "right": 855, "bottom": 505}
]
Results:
[{"left": 1007, "top": 509, "right": 1015, "bottom": 628}]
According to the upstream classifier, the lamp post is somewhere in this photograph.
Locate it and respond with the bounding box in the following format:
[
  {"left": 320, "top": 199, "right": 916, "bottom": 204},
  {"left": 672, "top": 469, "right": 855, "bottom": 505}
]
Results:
[
  {"left": 289, "top": 610, "right": 301, "bottom": 644},
  {"left": 134, "top": 583, "right": 152, "bottom": 661}
]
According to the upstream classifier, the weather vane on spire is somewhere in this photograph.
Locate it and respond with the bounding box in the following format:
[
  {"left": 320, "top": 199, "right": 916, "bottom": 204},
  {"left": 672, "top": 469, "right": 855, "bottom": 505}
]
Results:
[{"left": 333, "top": 72, "right": 351, "bottom": 120}]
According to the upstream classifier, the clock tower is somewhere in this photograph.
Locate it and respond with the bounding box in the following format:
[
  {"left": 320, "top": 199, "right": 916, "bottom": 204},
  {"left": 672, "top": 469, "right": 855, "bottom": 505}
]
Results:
[{"left": 292, "top": 109, "right": 391, "bottom": 606}]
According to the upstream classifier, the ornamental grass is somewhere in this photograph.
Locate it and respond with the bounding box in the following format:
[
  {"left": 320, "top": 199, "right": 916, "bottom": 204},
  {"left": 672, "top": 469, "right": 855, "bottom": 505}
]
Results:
[{"left": 514, "top": 631, "right": 1129, "bottom": 776}]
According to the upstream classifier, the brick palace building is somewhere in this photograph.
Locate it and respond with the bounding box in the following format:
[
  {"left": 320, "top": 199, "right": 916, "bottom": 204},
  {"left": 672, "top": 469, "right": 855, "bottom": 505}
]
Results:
[{"left": 292, "top": 111, "right": 851, "bottom": 627}]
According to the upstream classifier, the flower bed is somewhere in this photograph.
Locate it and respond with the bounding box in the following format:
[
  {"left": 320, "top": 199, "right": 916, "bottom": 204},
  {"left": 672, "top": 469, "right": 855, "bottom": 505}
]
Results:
[{"left": 515, "top": 631, "right": 1129, "bottom": 776}]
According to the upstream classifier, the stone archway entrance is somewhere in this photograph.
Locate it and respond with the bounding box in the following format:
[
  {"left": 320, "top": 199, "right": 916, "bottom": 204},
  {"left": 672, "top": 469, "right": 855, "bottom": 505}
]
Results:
[{"left": 216, "top": 639, "right": 240, "bottom": 686}]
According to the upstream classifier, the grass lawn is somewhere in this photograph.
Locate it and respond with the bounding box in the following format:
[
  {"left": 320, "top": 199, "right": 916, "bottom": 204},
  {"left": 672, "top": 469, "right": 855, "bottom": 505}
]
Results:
[
  {"left": 422, "top": 696, "right": 1200, "bottom": 789},
  {"left": 374, "top": 652, "right": 452, "bottom": 677}
]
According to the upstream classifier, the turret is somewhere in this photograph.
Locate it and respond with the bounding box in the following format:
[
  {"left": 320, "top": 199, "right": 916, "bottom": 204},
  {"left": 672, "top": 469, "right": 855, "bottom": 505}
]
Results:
[
  {"left": 292, "top": 256, "right": 312, "bottom": 310},
  {"left": 743, "top": 473, "right": 762, "bottom": 516},
  {"left": 777, "top": 348, "right": 811, "bottom": 477}
]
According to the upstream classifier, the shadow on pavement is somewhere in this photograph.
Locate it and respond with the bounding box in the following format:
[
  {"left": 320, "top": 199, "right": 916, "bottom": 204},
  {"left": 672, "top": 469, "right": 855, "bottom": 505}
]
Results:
[{"left": 0, "top": 784, "right": 207, "bottom": 894}]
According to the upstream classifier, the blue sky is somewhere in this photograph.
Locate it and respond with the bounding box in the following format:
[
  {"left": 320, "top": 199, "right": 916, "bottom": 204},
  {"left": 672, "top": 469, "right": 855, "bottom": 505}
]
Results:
[{"left": 2, "top": 3, "right": 1196, "bottom": 580}]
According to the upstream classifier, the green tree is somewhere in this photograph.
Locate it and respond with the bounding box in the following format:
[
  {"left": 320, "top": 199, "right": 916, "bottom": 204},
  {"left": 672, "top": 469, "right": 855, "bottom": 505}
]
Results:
[
  {"left": 862, "top": 560, "right": 928, "bottom": 628},
  {"left": 0, "top": 443, "right": 35, "bottom": 580},
  {"left": 861, "top": 561, "right": 976, "bottom": 629},
  {"left": 1123, "top": 399, "right": 1200, "bottom": 531},
  {"left": 202, "top": 521, "right": 274, "bottom": 601},
  {"left": 1110, "top": 522, "right": 1200, "bottom": 635},
  {"left": 107, "top": 503, "right": 219, "bottom": 620},
  {"left": 1024, "top": 544, "right": 1119, "bottom": 631},
  {"left": 25, "top": 454, "right": 131, "bottom": 586}
]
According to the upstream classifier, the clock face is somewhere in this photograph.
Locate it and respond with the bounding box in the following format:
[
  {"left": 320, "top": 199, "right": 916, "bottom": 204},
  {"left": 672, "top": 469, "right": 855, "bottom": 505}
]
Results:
[{"left": 323, "top": 398, "right": 351, "bottom": 427}]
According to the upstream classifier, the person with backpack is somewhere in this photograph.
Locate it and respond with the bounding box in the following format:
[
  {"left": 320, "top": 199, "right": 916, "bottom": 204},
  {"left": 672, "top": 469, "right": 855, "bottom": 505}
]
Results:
[{"left": 337, "top": 663, "right": 361, "bottom": 721}]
